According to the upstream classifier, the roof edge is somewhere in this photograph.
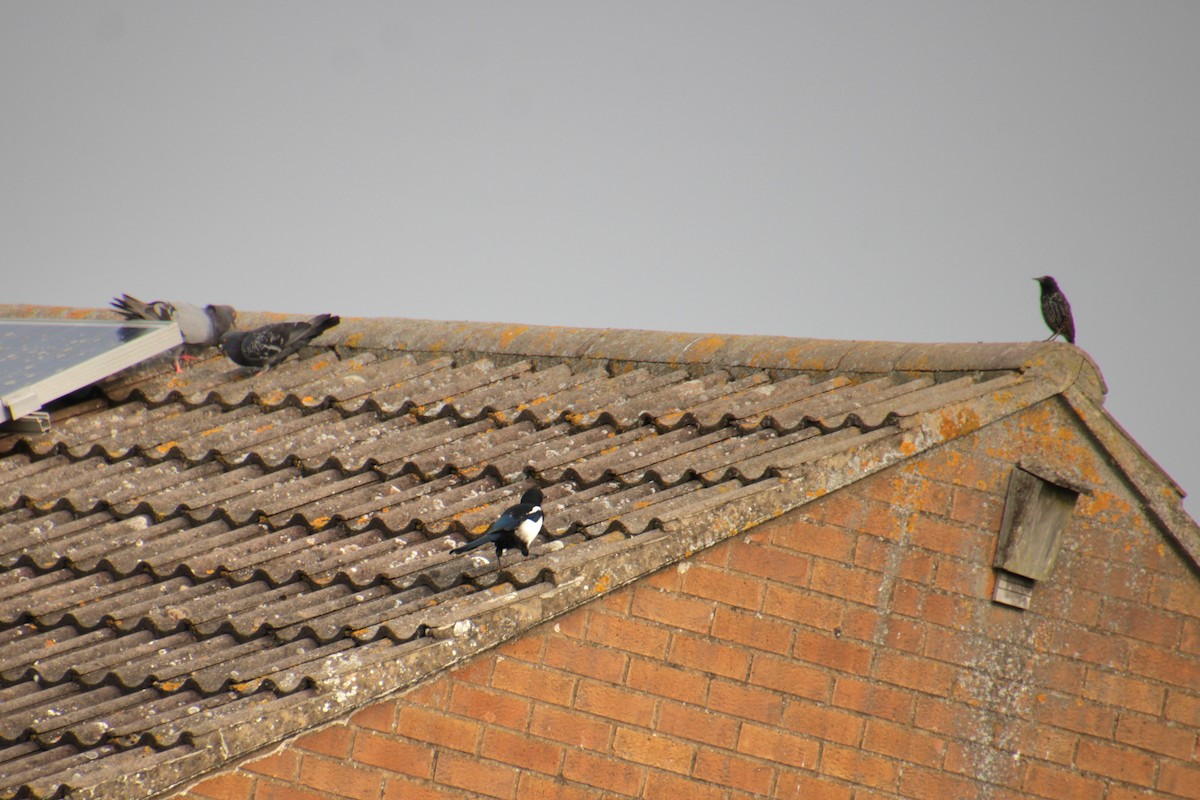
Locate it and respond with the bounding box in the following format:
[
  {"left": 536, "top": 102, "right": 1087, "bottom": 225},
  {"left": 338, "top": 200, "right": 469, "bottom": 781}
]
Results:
[
  {"left": 0, "top": 304, "right": 1108, "bottom": 402},
  {"left": 1062, "top": 386, "right": 1199, "bottom": 572}
]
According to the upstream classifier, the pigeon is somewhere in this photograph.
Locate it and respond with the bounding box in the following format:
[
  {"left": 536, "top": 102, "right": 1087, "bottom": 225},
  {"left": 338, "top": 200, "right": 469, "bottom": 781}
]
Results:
[
  {"left": 110, "top": 294, "right": 237, "bottom": 372},
  {"left": 217, "top": 314, "right": 340, "bottom": 373},
  {"left": 451, "top": 488, "right": 545, "bottom": 560},
  {"left": 1034, "top": 276, "right": 1075, "bottom": 344}
]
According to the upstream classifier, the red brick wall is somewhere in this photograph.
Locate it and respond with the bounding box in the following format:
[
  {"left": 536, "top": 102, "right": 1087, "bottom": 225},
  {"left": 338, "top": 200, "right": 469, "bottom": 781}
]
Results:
[{"left": 178, "top": 403, "right": 1200, "bottom": 799}]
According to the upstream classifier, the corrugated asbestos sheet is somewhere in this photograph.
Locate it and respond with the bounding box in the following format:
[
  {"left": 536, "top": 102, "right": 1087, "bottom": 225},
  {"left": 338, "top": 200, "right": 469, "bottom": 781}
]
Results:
[{"left": 0, "top": 320, "right": 1042, "bottom": 800}]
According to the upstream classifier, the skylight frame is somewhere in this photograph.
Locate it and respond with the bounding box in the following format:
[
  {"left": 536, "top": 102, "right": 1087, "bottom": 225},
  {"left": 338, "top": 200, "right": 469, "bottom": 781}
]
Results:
[{"left": 0, "top": 317, "right": 182, "bottom": 424}]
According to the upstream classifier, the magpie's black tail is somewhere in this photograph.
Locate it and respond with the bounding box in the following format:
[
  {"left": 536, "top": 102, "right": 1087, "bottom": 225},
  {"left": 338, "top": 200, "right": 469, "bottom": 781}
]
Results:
[{"left": 451, "top": 532, "right": 497, "bottom": 554}]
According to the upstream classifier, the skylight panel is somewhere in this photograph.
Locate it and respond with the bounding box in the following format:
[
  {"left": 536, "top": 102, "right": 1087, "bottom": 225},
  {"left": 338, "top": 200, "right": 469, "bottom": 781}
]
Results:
[{"left": 0, "top": 317, "right": 181, "bottom": 429}]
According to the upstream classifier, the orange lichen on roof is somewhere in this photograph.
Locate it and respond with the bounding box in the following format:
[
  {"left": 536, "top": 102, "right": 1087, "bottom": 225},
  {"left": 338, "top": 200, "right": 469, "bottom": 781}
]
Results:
[
  {"left": 498, "top": 325, "right": 530, "bottom": 349},
  {"left": 938, "top": 407, "right": 982, "bottom": 440},
  {"left": 687, "top": 336, "right": 726, "bottom": 361}
]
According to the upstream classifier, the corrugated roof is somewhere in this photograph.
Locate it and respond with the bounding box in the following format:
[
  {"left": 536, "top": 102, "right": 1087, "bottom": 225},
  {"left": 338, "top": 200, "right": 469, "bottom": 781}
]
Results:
[{"left": 0, "top": 305, "right": 1186, "bottom": 800}]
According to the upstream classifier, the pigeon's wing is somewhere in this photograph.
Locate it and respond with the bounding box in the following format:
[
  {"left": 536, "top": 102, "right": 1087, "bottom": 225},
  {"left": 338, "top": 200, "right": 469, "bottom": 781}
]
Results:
[
  {"left": 274, "top": 315, "right": 340, "bottom": 361},
  {"left": 170, "top": 302, "right": 218, "bottom": 345},
  {"left": 111, "top": 295, "right": 175, "bottom": 322},
  {"left": 285, "top": 322, "right": 320, "bottom": 350},
  {"left": 145, "top": 301, "right": 176, "bottom": 321},
  {"left": 240, "top": 325, "right": 292, "bottom": 366},
  {"left": 263, "top": 323, "right": 312, "bottom": 363}
]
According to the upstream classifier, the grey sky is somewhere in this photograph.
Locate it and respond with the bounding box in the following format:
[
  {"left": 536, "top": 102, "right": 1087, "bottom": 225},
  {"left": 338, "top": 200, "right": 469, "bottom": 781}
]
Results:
[{"left": 3, "top": 3, "right": 1198, "bottom": 508}]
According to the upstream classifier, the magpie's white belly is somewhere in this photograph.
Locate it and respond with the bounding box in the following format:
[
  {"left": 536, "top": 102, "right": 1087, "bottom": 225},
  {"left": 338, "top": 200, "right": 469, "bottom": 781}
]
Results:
[{"left": 514, "top": 511, "right": 543, "bottom": 545}]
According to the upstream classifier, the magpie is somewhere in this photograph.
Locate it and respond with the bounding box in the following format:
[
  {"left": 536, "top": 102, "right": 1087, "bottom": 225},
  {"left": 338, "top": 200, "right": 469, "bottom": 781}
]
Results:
[
  {"left": 1034, "top": 276, "right": 1075, "bottom": 344},
  {"left": 451, "top": 488, "right": 545, "bottom": 560},
  {"left": 218, "top": 314, "right": 340, "bottom": 374}
]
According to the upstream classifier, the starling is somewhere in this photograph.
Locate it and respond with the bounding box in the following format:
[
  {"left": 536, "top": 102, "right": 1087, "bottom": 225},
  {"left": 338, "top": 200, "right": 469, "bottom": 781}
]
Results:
[{"left": 1034, "top": 276, "right": 1075, "bottom": 344}]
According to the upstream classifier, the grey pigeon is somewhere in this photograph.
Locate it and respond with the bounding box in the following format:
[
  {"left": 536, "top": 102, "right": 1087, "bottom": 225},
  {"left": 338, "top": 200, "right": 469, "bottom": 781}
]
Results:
[
  {"left": 218, "top": 314, "right": 340, "bottom": 374},
  {"left": 110, "top": 294, "right": 237, "bottom": 372}
]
